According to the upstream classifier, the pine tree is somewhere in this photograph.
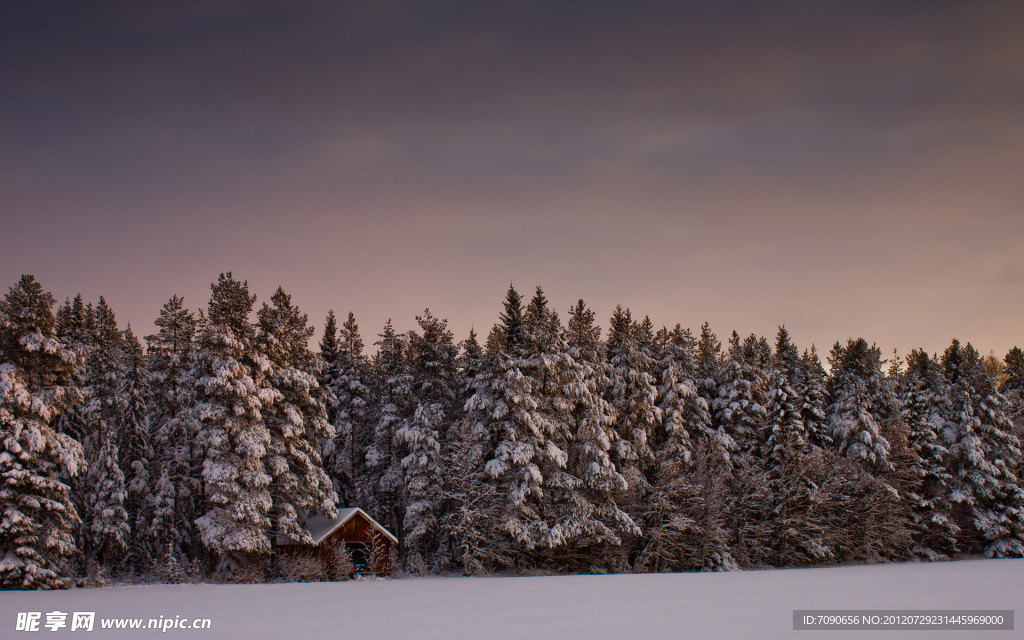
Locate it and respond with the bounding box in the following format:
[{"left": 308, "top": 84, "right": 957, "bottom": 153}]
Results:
[
  {"left": 0, "top": 276, "right": 85, "bottom": 589},
  {"left": 559, "top": 300, "right": 636, "bottom": 561},
  {"left": 85, "top": 436, "right": 129, "bottom": 568},
  {"left": 897, "top": 349, "right": 958, "bottom": 559},
  {"left": 397, "top": 309, "right": 458, "bottom": 571},
  {"left": 762, "top": 327, "right": 808, "bottom": 460},
  {"left": 606, "top": 306, "right": 661, "bottom": 476},
  {"left": 193, "top": 274, "right": 275, "bottom": 574},
  {"left": 323, "top": 312, "right": 373, "bottom": 508},
  {"left": 695, "top": 322, "right": 733, "bottom": 454},
  {"left": 83, "top": 297, "right": 130, "bottom": 569},
  {"left": 468, "top": 287, "right": 571, "bottom": 553},
  {"left": 797, "top": 346, "right": 830, "bottom": 448},
  {"left": 498, "top": 285, "right": 525, "bottom": 353},
  {"left": 713, "top": 332, "right": 767, "bottom": 459},
  {"left": 318, "top": 310, "right": 340, "bottom": 392},
  {"left": 826, "top": 339, "right": 894, "bottom": 472},
  {"left": 1002, "top": 347, "right": 1024, "bottom": 438},
  {"left": 364, "top": 319, "right": 414, "bottom": 542},
  {"left": 255, "top": 287, "right": 338, "bottom": 547},
  {"left": 119, "top": 325, "right": 152, "bottom": 571},
  {"left": 145, "top": 295, "right": 200, "bottom": 562},
  {"left": 654, "top": 325, "right": 707, "bottom": 468}
]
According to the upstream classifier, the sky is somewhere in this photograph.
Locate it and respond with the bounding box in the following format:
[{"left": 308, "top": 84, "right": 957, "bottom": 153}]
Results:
[{"left": 1, "top": 0, "right": 1022, "bottom": 361}]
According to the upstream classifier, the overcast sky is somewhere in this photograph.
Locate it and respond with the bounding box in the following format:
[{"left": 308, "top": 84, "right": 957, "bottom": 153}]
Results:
[{"left": 1, "top": 0, "right": 1022, "bottom": 361}]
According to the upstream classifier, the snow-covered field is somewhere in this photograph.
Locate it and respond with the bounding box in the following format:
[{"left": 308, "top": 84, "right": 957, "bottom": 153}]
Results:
[{"left": 3, "top": 559, "right": 1020, "bottom": 639}]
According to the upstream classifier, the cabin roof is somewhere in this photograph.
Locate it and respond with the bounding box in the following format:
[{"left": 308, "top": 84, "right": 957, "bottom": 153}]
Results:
[{"left": 277, "top": 507, "right": 398, "bottom": 546}]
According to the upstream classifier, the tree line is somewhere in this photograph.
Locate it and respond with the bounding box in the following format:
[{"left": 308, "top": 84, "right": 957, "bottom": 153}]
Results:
[{"left": 1, "top": 273, "right": 1022, "bottom": 589}]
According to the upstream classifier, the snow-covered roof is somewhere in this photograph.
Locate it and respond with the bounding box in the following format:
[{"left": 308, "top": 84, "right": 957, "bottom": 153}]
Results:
[{"left": 277, "top": 508, "right": 398, "bottom": 546}]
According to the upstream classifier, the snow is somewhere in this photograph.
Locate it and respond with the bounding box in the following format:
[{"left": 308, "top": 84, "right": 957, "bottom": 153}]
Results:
[{"left": 2, "top": 559, "right": 1020, "bottom": 639}]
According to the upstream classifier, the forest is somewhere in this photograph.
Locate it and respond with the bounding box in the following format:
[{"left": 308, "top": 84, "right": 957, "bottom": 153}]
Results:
[{"left": 1, "top": 272, "right": 1022, "bottom": 589}]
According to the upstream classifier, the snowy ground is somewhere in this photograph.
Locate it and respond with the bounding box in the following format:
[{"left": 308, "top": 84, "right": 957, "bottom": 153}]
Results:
[{"left": 3, "top": 558, "right": 1020, "bottom": 639}]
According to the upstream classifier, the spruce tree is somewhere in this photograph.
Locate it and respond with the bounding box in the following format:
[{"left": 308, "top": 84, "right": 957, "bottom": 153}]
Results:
[
  {"left": 322, "top": 312, "right": 372, "bottom": 508},
  {"left": 560, "top": 300, "right": 636, "bottom": 561},
  {"left": 713, "top": 332, "right": 768, "bottom": 459},
  {"left": 365, "top": 319, "right": 414, "bottom": 541},
  {"left": 83, "top": 297, "right": 130, "bottom": 569},
  {"left": 1002, "top": 347, "right": 1024, "bottom": 438},
  {"left": 897, "top": 349, "right": 958, "bottom": 559},
  {"left": 120, "top": 325, "right": 152, "bottom": 571},
  {"left": 255, "top": 287, "right": 338, "bottom": 547},
  {"left": 0, "top": 276, "right": 85, "bottom": 589},
  {"left": 398, "top": 309, "right": 458, "bottom": 571},
  {"left": 826, "top": 339, "right": 894, "bottom": 472},
  {"left": 193, "top": 273, "right": 274, "bottom": 574},
  {"left": 499, "top": 285, "right": 525, "bottom": 353},
  {"left": 145, "top": 295, "right": 199, "bottom": 562},
  {"left": 654, "top": 324, "right": 707, "bottom": 468},
  {"left": 606, "top": 306, "right": 661, "bottom": 476},
  {"left": 797, "top": 346, "right": 830, "bottom": 448},
  {"left": 942, "top": 341, "right": 1024, "bottom": 557}
]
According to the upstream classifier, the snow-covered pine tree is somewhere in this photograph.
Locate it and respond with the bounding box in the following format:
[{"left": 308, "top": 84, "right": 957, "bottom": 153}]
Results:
[
  {"left": 318, "top": 310, "right": 340, "bottom": 394},
  {"left": 558, "top": 300, "right": 636, "bottom": 564},
  {"left": 0, "top": 275, "right": 85, "bottom": 589},
  {"left": 797, "top": 346, "right": 830, "bottom": 448},
  {"left": 322, "top": 312, "right": 372, "bottom": 508},
  {"left": 397, "top": 309, "right": 458, "bottom": 571},
  {"left": 83, "top": 297, "right": 130, "bottom": 569},
  {"left": 145, "top": 295, "right": 200, "bottom": 562},
  {"left": 1001, "top": 347, "right": 1024, "bottom": 438},
  {"left": 897, "top": 349, "right": 958, "bottom": 559},
  {"left": 255, "top": 287, "right": 338, "bottom": 546},
  {"left": 468, "top": 286, "right": 561, "bottom": 553},
  {"left": 193, "top": 273, "right": 275, "bottom": 575},
  {"left": 119, "top": 325, "right": 152, "bottom": 572},
  {"left": 941, "top": 341, "right": 1024, "bottom": 557},
  {"left": 713, "top": 332, "right": 767, "bottom": 460},
  {"left": 364, "top": 319, "right": 414, "bottom": 543},
  {"left": 654, "top": 324, "right": 708, "bottom": 469},
  {"left": 606, "top": 306, "right": 661, "bottom": 478},
  {"left": 440, "top": 325, "right": 510, "bottom": 574},
  {"left": 85, "top": 435, "right": 130, "bottom": 570},
  {"left": 457, "top": 328, "right": 484, "bottom": 404},
  {"left": 760, "top": 326, "right": 808, "bottom": 462},
  {"left": 826, "top": 339, "right": 894, "bottom": 472},
  {"left": 695, "top": 322, "right": 734, "bottom": 455}
]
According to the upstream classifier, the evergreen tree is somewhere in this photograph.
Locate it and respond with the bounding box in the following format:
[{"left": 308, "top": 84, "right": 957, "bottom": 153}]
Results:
[
  {"left": 365, "top": 319, "right": 414, "bottom": 542},
  {"left": 1002, "top": 347, "right": 1024, "bottom": 396},
  {"left": 941, "top": 341, "right": 1024, "bottom": 557},
  {"left": 322, "top": 312, "right": 372, "bottom": 508},
  {"left": 82, "top": 297, "right": 130, "bottom": 568},
  {"left": 145, "top": 295, "right": 200, "bottom": 562},
  {"left": 192, "top": 273, "right": 275, "bottom": 574},
  {"left": 606, "top": 306, "right": 661, "bottom": 476},
  {"left": 1002, "top": 347, "right": 1024, "bottom": 438},
  {"left": 255, "top": 287, "right": 338, "bottom": 547},
  {"left": 797, "top": 346, "right": 830, "bottom": 448},
  {"left": 119, "top": 325, "right": 152, "bottom": 571},
  {"left": 0, "top": 276, "right": 85, "bottom": 589},
  {"left": 654, "top": 325, "right": 707, "bottom": 468},
  {"left": 498, "top": 285, "right": 525, "bottom": 353},
  {"left": 713, "top": 332, "right": 767, "bottom": 459},
  {"left": 826, "top": 339, "right": 894, "bottom": 472},
  {"left": 398, "top": 309, "right": 458, "bottom": 571},
  {"left": 318, "top": 310, "right": 340, "bottom": 392},
  {"left": 560, "top": 300, "right": 636, "bottom": 560},
  {"left": 897, "top": 349, "right": 958, "bottom": 559}
]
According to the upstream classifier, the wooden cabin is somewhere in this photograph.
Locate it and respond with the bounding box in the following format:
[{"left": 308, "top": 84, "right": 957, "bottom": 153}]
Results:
[{"left": 275, "top": 508, "right": 398, "bottom": 577}]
